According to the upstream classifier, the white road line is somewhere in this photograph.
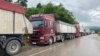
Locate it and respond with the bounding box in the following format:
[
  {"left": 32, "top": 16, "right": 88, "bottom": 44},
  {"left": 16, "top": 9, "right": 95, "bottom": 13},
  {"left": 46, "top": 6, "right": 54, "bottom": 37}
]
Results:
[{"left": 29, "top": 44, "right": 63, "bottom": 56}]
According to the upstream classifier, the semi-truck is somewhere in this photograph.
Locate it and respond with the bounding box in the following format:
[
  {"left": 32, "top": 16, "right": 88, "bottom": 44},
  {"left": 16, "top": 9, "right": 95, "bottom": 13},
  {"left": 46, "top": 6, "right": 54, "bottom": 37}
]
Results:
[
  {"left": 84, "top": 28, "right": 91, "bottom": 35},
  {"left": 80, "top": 27, "right": 85, "bottom": 36},
  {"left": 29, "top": 14, "right": 80, "bottom": 45},
  {"left": 0, "top": 0, "right": 32, "bottom": 55}
]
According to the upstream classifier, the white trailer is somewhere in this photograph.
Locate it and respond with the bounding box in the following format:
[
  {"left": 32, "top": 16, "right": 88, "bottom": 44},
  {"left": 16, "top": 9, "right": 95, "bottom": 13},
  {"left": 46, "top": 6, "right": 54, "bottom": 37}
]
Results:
[
  {"left": 85, "top": 28, "right": 91, "bottom": 35},
  {"left": 56, "top": 21, "right": 76, "bottom": 39},
  {"left": 0, "top": 1, "right": 33, "bottom": 55},
  {"left": 0, "top": 9, "right": 32, "bottom": 34}
]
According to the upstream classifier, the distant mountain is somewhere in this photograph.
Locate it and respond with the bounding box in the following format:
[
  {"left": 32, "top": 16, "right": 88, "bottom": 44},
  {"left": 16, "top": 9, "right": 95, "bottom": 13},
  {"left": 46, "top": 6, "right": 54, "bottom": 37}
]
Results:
[{"left": 85, "top": 26, "right": 100, "bottom": 30}]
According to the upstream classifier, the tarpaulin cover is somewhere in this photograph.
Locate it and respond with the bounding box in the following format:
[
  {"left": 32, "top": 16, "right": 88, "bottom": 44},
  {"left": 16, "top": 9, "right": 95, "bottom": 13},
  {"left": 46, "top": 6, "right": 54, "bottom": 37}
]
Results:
[{"left": 0, "top": 0, "right": 24, "bottom": 14}]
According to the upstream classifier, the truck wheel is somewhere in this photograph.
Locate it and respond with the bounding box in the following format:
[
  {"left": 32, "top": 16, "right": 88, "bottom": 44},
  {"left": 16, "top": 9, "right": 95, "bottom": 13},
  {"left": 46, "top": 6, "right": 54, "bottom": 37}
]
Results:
[
  {"left": 73, "top": 35, "right": 75, "bottom": 39},
  {"left": 53, "top": 36, "right": 56, "bottom": 43},
  {"left": 72, "top": 34, "right": 75, "bottom": 39},
  {"left": 60, "top": 35, "right": 64, "bottom": 42},
  {"left": 48, "top": 38, "right": 53, "bottom": 45},
  {"left": 69, "top": 34, "right": 72, "bottom": 40},
  {"left": 6, "top": 40, "right": 21, "bottom": 55}
]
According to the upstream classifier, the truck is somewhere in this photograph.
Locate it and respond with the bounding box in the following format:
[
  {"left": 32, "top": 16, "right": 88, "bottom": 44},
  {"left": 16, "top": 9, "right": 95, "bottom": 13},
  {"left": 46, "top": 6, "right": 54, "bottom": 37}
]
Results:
[
  {"left": 0, "top": 0, "right": 32, "bottom": 55},
  {"left": 84, "top": 28, "right": 91, "bottom": 35},
  {"left": 28, "top": 14, "right": 80, "bottom": 45},
  {"left": 56, "top": 21, "right": 77, "bottom": 39},
  {"left": 80, "top": 27, "right": 85, "bottom": 36}
]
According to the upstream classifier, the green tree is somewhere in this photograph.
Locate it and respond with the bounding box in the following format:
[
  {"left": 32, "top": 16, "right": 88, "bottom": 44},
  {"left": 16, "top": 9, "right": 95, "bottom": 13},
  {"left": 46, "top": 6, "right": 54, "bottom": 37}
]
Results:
[
  {"left": 25, "top": 3, "right": 78, "bottom": 24},
  {"left": 43, "top": 3, "right": 55, "bottom": 13},
  {"left": 5, "top": 0, "right": 28, "bottom": 8},
  {"left": 37, "top": 3, "right": 42, "bottom": 8},
  {"left": 16, "top": 0, "right": 28, "bottom": 8}
]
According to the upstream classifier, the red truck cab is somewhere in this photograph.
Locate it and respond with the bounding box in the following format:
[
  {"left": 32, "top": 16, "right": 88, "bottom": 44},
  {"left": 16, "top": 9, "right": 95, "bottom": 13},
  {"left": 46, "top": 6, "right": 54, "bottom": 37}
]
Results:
[
  {"left": 29, "top": 14, "right": 55, "bottom": 45},
  {"left": 74, "top": 24, "right": 81, "bottom": 37}
]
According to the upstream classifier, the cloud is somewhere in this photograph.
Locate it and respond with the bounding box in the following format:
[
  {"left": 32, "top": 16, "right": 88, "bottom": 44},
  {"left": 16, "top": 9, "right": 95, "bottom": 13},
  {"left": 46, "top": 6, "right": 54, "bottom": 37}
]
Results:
[
  {"left": 27, "top": 0, "right": 100, "bottom": 26},
  {"left": 27, "top": 0, "right": 49, "bottom": 7}
]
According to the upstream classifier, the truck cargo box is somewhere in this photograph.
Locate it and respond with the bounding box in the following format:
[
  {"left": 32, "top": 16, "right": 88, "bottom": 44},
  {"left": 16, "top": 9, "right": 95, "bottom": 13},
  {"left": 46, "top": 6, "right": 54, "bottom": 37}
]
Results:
[
  {"left": 56, "top": 21, "right": 76, "bottom": 33},
  {"left": 85, "top": 28, "right": 91, "bottom": 34},
  {"left": 80, "top": 27, "right": 85, "bottom": 33},
  {"left": 0, "top": 0, "right": 33, "bottom": 55},
  {"left": 0, "top": 1, "right": 33, "bottom": 34}
]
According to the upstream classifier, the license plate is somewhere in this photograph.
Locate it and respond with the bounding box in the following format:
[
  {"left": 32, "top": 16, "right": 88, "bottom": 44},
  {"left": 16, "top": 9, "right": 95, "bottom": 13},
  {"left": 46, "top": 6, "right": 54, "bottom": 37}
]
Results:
[{"left": 32, "top": 42, "right": 37, "bottom": 44}]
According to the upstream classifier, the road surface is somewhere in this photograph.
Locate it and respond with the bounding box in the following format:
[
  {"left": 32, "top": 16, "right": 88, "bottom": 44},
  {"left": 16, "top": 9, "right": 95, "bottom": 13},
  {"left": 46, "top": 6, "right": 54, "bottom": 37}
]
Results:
[{"left": 15, "top": 34, "right": 100, "bottom": 56}]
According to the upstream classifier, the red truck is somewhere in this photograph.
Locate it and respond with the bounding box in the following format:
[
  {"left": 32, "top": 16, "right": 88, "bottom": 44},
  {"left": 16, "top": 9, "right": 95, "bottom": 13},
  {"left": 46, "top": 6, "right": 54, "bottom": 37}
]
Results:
[{"left": 29, "top": 14, "right": 80, "bottom": 45}]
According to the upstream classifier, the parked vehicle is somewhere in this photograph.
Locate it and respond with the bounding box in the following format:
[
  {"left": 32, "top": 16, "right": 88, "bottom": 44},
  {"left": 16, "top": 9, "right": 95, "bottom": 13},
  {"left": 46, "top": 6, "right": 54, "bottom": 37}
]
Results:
[
  {"left": 80, "top": 27, "right": 85, "bottom": 36},
  {"left": 84, "top": 28, "right": 91, "bottom": 35},
  {"left": 91, "top": 30, "right": 95, "bottom": 34},
  {"left": 56, "top": 21, "right": 78, "bottom": 39},
  {"left": 0, "top": 0, "right": 33, "bottom": 55},
  {"left": 29, "top": 14, "right": 80, "bottom": 45}
]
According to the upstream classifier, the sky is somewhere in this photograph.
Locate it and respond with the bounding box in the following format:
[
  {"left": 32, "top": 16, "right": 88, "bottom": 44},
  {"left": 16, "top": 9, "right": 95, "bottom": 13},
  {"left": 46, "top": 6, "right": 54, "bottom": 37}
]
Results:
[{"left": 16, "top": 0, "right": 100, "bottom": 26}]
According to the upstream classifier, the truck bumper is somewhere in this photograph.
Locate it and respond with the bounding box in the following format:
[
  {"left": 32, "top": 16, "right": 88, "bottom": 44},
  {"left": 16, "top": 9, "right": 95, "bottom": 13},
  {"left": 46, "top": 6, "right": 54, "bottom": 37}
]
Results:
[{"left": 28, "top": 39, "right": 48, "bottom": 45}]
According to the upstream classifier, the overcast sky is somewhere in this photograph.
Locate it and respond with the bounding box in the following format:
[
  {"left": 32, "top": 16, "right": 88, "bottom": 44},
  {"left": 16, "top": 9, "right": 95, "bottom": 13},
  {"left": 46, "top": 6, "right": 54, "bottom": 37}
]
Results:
[{"left": 26, "top": 0, "right": 100, "bottom": 26}]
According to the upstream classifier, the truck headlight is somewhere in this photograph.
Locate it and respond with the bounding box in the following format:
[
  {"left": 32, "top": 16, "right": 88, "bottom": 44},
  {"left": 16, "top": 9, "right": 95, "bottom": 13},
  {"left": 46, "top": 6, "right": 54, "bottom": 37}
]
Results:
[{"left": 40, "top": 37, "right": 44, "bottom": 39}]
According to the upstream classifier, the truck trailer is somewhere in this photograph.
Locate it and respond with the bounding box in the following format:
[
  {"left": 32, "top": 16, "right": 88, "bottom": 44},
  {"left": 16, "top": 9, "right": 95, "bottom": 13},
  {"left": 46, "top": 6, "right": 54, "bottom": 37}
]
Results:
[
  {"left": 29, "top": 14, "right": 80, "bottom": 45},
  {"left": 0, "top": 0, "right": 33, "bottom": 55},
  {"left": 56, "top": 21, "right": 77, "bottom": 39},
  {"left": 80, "top": 27, "right": 85, "bottom": 36},
  {"left": 84, "top": 28, "right": 91, "bottom": 35}
]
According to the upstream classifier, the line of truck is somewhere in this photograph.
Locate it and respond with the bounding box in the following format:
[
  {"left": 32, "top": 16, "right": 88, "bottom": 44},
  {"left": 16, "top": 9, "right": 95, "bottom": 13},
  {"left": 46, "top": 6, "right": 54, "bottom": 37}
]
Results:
[
  {"left": 28, "top": 14, "right": 92, "bottom": 45},
  {"left": 0, "top": 0, "right": 93, "bottom": 55},
  {"left": 28, "top": 14, "right": 80, "bottom": 45}
]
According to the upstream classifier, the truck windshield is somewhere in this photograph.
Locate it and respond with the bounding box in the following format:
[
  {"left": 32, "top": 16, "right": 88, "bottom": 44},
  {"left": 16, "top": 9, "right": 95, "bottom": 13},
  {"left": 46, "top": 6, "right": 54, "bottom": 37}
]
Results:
[{"left": 31, "top": 20, "right": 43, "bottom": 27}]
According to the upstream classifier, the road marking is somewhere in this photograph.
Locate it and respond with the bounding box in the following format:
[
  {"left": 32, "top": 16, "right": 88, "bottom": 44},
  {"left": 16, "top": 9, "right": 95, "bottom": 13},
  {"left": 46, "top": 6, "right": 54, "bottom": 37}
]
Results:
[{"left": 29, "top": 44, "right": 63, "bottom": 56}]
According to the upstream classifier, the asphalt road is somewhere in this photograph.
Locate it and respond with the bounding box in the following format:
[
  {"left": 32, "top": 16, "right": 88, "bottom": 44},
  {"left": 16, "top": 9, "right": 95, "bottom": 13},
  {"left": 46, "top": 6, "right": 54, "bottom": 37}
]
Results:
[{"left": 15, "top": 34, "right": 100, "bottom": 56}]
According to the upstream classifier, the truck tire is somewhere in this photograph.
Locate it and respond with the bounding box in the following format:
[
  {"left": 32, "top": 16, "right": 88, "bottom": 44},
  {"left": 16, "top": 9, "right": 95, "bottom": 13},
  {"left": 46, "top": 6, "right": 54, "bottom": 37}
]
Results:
[
  {"left": 69, "top": 34, "right": 72, "bottom": 40},
  {"left": 48, "top": 37, "right": 53, "bottom": 45},
  {"left": 72, "top": 34, "right": 75, "bottom": 39},
  {"left": 60, "top": 35, "right": 64, "bottom": 42},
  {"left": 53, "top": 36, "right": 56, "bottom": 43},
  {"left": 73, "top": 35, "right": 75, "bottom": 39},
  {"left": 6, "top": 40, "right": 21, "bottom": 55}
]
